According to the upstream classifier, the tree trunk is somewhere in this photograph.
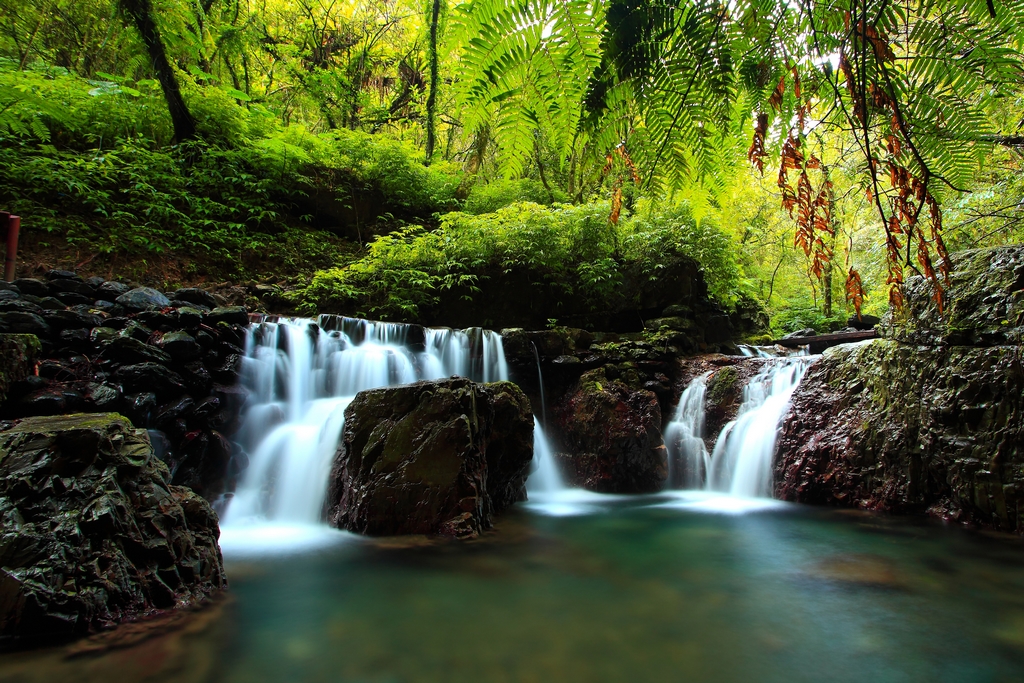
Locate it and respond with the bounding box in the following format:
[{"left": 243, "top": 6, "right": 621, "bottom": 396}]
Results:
[
  {"left": 121, "top": 0, "right": 197, "bottom": 142},
  {"left": 424, "top": 0, "right": 443, "bottom": 165}
]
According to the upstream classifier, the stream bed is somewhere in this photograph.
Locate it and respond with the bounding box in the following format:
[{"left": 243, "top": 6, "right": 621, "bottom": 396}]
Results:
[{"left": 3, "top": 492, "right": 1024, "bottom": 683}]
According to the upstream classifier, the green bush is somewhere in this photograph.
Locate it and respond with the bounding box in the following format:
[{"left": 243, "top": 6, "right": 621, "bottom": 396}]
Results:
[
  {"left": 464, "top": 178, "right": 567, "bottom": 214},
  {"left": 297, "top": 201, "right": 740, "bottom": 320}
]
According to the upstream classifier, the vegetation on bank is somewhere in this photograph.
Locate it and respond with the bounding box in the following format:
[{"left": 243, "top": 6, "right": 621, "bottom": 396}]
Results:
[{"left": 1, "top": 1, "right": 1022, "bottom": 334}]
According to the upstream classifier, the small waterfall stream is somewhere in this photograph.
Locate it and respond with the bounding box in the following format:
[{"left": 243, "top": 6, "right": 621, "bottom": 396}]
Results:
[
  {"left": 222, "top": 316, "right": 564, "bottom": 545},
  {"left": 664, "top": 356, "right": 812, "bottom": 499}
]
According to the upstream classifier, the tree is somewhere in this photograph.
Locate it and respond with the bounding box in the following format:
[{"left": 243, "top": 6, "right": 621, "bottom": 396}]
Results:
[
  {"left": 424, "top": 0, "right": 444, "bottom": 164},
  {"left": 452, "top": 0, "right": 1024, "bottom": 306},
  {"left": 120, "top": 0, "right": 196, "bottom": 142}
]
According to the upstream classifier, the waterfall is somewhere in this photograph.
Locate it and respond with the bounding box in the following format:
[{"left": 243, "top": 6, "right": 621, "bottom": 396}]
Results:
[
  {"left": 223, "top": 317, "right": 513, "bottom": 531},
  {"left": 706, "top": 358, "right": 811, "bottom": 497},
  {"left": 663, "top": 372, "right": 711, "bottom": 489},
  {"left": 527, "top": 418, "right": 565, "bottom": 494}
]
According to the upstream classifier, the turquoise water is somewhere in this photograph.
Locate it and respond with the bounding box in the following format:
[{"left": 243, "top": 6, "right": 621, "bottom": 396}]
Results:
[{"left": 3, "top": 493, "right": 1024, "bottom": 683}]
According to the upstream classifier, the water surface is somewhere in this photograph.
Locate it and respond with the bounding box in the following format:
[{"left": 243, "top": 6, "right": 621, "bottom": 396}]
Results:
[{"left": 3, "top": 493, "right": 1024, "bottom": 683}]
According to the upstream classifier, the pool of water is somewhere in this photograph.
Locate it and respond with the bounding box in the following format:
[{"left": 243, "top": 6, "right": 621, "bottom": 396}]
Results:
[{"left": 3, "top": 492, "right": 1024, "bottom": 683}]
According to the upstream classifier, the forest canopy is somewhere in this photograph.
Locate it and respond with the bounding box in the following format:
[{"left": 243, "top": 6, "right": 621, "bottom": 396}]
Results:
[{"left": 1, "top": 0, "right": 1022, "bottom": 331}]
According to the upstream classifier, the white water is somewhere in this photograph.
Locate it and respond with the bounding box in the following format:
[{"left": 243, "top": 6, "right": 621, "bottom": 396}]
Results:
[
  {"left": 222, "top": 317, "right": 515, "bottom": 540},
  {"left": 527, "top": 418, "right": 565, "bottom": 495},
  {"left": 222, "top": 316, "right": 565, "bottom": 550},
  {"left": 663, "top": 371, "right": 711, "bottom": 489},
  {"left": 705, "top": 358, "right": 811, "bottom": 497}
]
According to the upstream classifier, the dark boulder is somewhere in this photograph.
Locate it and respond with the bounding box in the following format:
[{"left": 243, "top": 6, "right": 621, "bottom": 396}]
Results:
[
  {"left": 0, "top": 334, "right": 41, "bottom": 403},
  {"left": 171, "top": 288, "right": 218, "bottom": 309},
  {"left": 11, "top": 279, "right": 49, "bottom": 297},
  {"left": 47, "top": 278, "right": 95, "bottom": 297},
  {"left": 206, "top": 306, "right": 249, "bottom": 327},
  {"left": 0, "top": 290, "right": 18, "bottom": 302},
  {"left": 42, "top": 309, "right": 102, "bottom": 331},
  {"left": 54, "top": 291, "right": 93, "bottom": 307},
  {"left": 555, "top": 367, "right": 666, "bottom": 493},
  {"left": 45, "top": 269, "right": 82, "bottom": 281},
  {"left": 114, "top": 363, "right": 186, "bottom": 398},
  {"left": 159, "top": 330, "right": 202, "bottom": 362},
  {"left": 0, "top": 413, "right": 226, "bottom": 642},
  {"left": 0, "top": 312, "right": 51, "bottom": 337},
  {"left": 115, "top": 287, "right": 171, "bottom": 312},
  {"left": 326, "top": 378, "right": 534, "bottom": 538},
  {"left": 96, "top": 281, "right": 132, "bottom": 299},
  {"left": 99, "top": 336, "right": 172, "bottom": 365}
]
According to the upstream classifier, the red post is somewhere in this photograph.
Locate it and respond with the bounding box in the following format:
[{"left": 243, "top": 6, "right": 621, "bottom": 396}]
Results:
[{"left": 4, "top": 214, "right": 18, "bottom": 282}]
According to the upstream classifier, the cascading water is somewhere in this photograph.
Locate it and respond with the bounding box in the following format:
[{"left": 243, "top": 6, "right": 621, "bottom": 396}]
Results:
[
  {"left": 525, "top": 342, "right": 565, "bottom": 495},
  {"left": 222, "top": 317, "right": 514, "bottom": 540},
  {"left": 705, "top": 358, "right": 811, "bottom": 497},
  {"left": 663, "top": 372, "right": 711, "bottom": 489}
]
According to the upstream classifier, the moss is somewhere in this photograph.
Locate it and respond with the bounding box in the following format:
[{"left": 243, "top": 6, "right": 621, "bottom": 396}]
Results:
[{"left": 706, "top": 366, "right": 739, "bottom": 409}]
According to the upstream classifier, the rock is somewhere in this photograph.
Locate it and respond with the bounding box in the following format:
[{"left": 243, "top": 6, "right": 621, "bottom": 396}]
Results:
[
  {"left": 99, "top": 336, "right": 172, "bottom": 365},
  {"left": 115, "top": 363, "right": 186, "bottom": 398},
  {"left": 206, "top": 306, "right": 249, "bottom": 327},
  {"left": 170, "top": 429, "right": 233, "bottom": 499},
  {"left": 0, "top": 312, "right": 51, "bottom": 337},
  {"left": 0, "top": 290, "right": 18, "bottom": 302},
  {"left": 775, "top": 339, "right": 1024, "bottom": 532},
  {"left": 326, "top": 378, "right": 534, "bottom": 538},
  {"left": 45, "top": 269, "right": 82, "bottom": 281},
  {"left": 171, "top": 288, "right": 218, "bottom": 309},
  {"left": 96, "top": 281, "right": 132, "bottom": 299},
  {"left": 121, "top": 320, "right": 153, "bottom": 342},
  {"left": 645, "top": 316, "right": 696, "bottom": 332},
  {"left": 85, "top": 276, "right": 106, "bottom": 287},
  {"left": 880, "top": 244, "right": 1024, "bottom": 346},
  {"left": 85, "top": 382, "right": 121, "bottom": 410},
  {"left": 89, "top": 326, "right": 119, "bottom": 345},
  {"left": 846, "top": 314, "right": 880, "bottom": 330},
  {"left": 36, "top": 296, "right": 67, "bottom": 311},
  {"left": 54, "top": 292, "right": 94, "bottom": 306},
  {"left": 783, "top": 327, "right": 817, "bottom": 339},
  {"left": 662, "top": 304, "right": 692, "bottom": 317},
  {"left": 15, "top": 388, "right": 69, "bottom": 415},
  {"left": 42, "top": 309, "right": 102, "bottom": 331},
  {"left": 90, "top": 300, "right": 118, "bottom": 314},
  {"left": 0, "top": 413, "right": 226, "bottom": 642},
  {"left": 115, "top": 287, "right": 171, "bottom": 312},
  {"left": 159, "top": 331, "right": 201, "bottom": 361},
  {"left": 175, "top": 306, "right": 204, "bottom": 330},
  {"left": 122, "top": 392, "right": 158, "bottom": 426},
  {"left": 11, "top": 279, "right": 49, "bottom": 297},
  {"left": 0, "top": 334, "right": 41, "bottom": 403},
  {"left": 555, "top": 367, "right": 666, "bottom": 493},
  {"left": 47, "top": 278, "right": 95, "bottom": 297}
]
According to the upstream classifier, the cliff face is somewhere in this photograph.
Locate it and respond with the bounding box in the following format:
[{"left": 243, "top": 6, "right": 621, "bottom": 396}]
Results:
[{"left": 774, "top": 245, "right": 1024, "bottom": 532}]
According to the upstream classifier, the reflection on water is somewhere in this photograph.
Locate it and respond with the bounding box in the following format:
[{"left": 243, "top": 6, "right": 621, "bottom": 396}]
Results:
[{"left": 4, "top": 495, "right": 1024, "bottom": 683}]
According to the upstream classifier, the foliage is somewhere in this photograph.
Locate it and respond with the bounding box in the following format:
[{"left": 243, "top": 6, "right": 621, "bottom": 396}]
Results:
[
  {"left": 464, "top": 177, "right": 566, "bottom": 214},
  {"left": 297, "top": 200, "right": 739, "bottom": 319}
]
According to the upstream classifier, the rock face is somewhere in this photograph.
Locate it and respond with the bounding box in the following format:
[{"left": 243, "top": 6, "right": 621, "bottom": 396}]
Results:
[
  {"left": 0, "top": 271, "right": 251, "bottom": 501},
  {"left": 0, "top": 334, "right": 40, "bottom": 403},
  {"left": 326, "top": 378, "right": 533, "bottom": 538},
  {"left": 775, "top": 246, "right": 1024, "bottom": 532},
  {"left": 0, "top": 413, "right": 226, "bottom": 642},
  {"left": 555, "top": 367, "right": 667, "bottom": 492}
]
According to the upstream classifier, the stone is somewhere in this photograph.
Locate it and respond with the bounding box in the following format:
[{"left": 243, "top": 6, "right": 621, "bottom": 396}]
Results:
[
  {"left": 783, "top": 327, "right": 817, "bottom": 339},
  {"left": 122, "top": 320, "right": 154, "bottom": 342},
  {"left": 115, "top": 287, "right": 171, "bottom": 312},
  {"left": 170, "top": 429, "right": 233, "bottom": 499},
  {"left": 15, "top": 388, "right": 69, "bottom": 416},
  {"left": 96, "top": 281, "right": 132, "bottom": 299},
  {"left": 0, "top": 334, "right": 41, "bottom": 403},
  {"left": 0, "top": 312, "right": 51, "bottom": 337},
  {"left": 846, "top": 313, "right": 880, "bottom": 330},
  {"left": 0, "top": 413, "right": 226, "bottom": 642},
  {"left": 159, "top": 330, "right": 201, "bottom": 361},
  {"left": 645, "top": 316, "right": 695, "bottom": 332},
  {"left": 326, "top": 378, "right": 534, "bottom": 538},
  {"left": 11, "top": 279, "right": 49, "bottom": 297},
  {"left": 175, "top": 306, "right": 204, "bottom": 329},
  {"left": 114, "top": 363, "right": 186, "bottom": 398},
  {"left": 555, "top": 367, "right": 666, "bottom": 493},
  {"left": 85, "top": 382, "right": 121, "bottom": 410},
  {"left": 85, "top": 276, "right": 106, "bottom": 287},
  {"left": 36, "top": 297, "right": 67, "bottom": 311},
  {"left": 206, "top": 306, "right": 249, "bottom": 327},
  {"left": 171, "top": 288, "right": 218, "bottom": 309},
  {"left": 45, "top": 269, "right": 82, "bottom": 281},
  {"left": 54, "top": 292, "right": 94, "bottom": 307},
  {"left": 0, "top": 290, "right": 18, "bottom": 302},
  {"left": 89, "top": 326, "right": 119, "bottom": 344},
  {"left": 879, "top": 244, "right": 1024, "bottom": 346},
  {"left": 121, "top": 392, "right": 158, "bottom": 426},
  {"left": 136, "top": 310, "right": 179, "bottom": 332},
  {"left": 47, "top": 278, "right": 95, "bottom": 297},
  {"left": 99, "top": 336, "right": 172, "bottom": 365},
  {"left": 42, "top": 309, "right": 102, "bottom": 331}
]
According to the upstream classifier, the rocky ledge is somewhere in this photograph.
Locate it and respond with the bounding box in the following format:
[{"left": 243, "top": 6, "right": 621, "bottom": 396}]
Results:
[
  {"left": 0, "top": 413, "right": 226, "bottom": 644},
  {"left": 326, "top": 378, "right": 533, "bottom": 538},
  {"left": 0, "top": 272, "right": 252, "bottom": 499},
  {"left": 775, "top": 245, "right": 1024, "bottom": 532}
]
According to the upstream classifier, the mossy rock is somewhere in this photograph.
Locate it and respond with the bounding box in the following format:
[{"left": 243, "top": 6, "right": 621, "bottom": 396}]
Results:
[{"left": 0, "top": 333, "right": 41, "bottom": 404}]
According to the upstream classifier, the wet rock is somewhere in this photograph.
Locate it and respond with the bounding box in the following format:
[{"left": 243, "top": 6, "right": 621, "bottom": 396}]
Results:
[
  {"left": 0, "top": 299, "right": 43, "bottom": 315},
  {"left": 0, "top": 413, "right": 226, "bottom": 642},
  {"left": 0, "top": 334, "right": 41, "bottom": 403},
  {"left": 327, "top": 378, "right": 534, "bottom": 538},
  {"left": 0, "top": 289, "right": 18, "bottom": 302},
  {"left": 846, "top": 314, "right": 880, "bottom": 330},
  {"left": 175, "top": 306, "right": 204, "bottom": 330},
  {"left": 54, "top": 292, "right": 94, "bottom": 307},
  {"left": 42, "top": 309, "right": 102, "bottom": 331},
  {"left": 158, "top": 330, "right": 201, "bottom": 362},
  {"left": 880, "top": 244, "right": 1024, "bottom": 346},
  {"left": 96, "top": 281, "right": 132, "bottom": 299},
  {"left": 206, "top": 306, "right": 249, "bottom": 327},
  {"left": 171, "top": 430, "right": 233, "bottom": 498},
  {"left": 16, "top": 388, "right": 68, "bottom": 415},
  {"left": 0, "top": 312, "right": 51, "bottom": 337},
  {"left": 36, "top": 296, "right": 67, "bottom": 311},
  {"left": 45, "top": 269, "right": 82, "bottom": 281},
  {"left": 171, "top": 288, "right": 218, "bottom": 309},
  {"left": 115, "top": 287, "right": 171, "bottom": 312},
  {"left": 783, "top": 327, "right": 817, "bottom": 339},
  {"left": 115, "top": 363, "right": 186, "bottom": 399},
  {"left": 99, "top": 336, "right": 172, "bottom": 365},
  {"left": 85, "top": 276, "right": 106, "bottom": 288},
  {"left": 90, "top": 300, "right": 118, "bottom": 314},
  {"left": 11, "top": 278, "right": 49, "bottom": 297},
  {"left": 89, "top": 326, "right": 119, "bottom": 345},
  {"left": 84, "top": 382, "right": 121, "bottom": 410},
  {"left": 555, "top": 367, "right": 666, "bottom": 493},
  {"left": 122, "top": 392, "right": 158, "bottom": 426},
  {"left": 47, "top": 278, "right": 95, "bottom": 297}
]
